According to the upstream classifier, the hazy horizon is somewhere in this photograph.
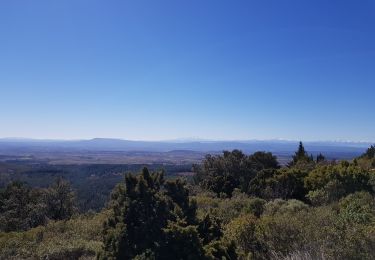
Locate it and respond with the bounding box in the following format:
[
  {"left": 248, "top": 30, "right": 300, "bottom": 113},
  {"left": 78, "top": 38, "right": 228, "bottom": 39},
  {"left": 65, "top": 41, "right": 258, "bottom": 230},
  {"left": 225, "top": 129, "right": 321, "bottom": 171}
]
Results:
[{"left": 0, "top": 136, "right": 374, "bottom": 144}]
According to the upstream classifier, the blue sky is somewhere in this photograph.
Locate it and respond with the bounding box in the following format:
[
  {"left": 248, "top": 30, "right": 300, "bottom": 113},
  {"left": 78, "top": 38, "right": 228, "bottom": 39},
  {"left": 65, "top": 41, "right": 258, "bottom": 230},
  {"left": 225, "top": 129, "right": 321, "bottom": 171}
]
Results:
[{"left": 0, "top": 0, "right": 374, "bottom": 141}]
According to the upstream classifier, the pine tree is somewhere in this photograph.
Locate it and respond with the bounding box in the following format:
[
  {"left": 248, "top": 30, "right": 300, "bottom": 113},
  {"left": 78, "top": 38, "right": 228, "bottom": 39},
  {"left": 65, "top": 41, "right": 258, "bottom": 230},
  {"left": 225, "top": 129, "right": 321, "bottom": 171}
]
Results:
[
  {"left": 289, "top": 141, "right": 312, "bottom": 166},
  {"left": 316, "top": 153, "right": 326, "bottom": 163}
]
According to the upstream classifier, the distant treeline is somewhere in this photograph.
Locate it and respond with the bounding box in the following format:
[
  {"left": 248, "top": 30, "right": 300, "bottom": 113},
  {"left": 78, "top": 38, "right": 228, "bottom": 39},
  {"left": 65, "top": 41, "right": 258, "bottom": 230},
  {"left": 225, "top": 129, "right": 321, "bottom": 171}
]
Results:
[{"left": 0, "top": 163, "right": 192, "bottom": 211}]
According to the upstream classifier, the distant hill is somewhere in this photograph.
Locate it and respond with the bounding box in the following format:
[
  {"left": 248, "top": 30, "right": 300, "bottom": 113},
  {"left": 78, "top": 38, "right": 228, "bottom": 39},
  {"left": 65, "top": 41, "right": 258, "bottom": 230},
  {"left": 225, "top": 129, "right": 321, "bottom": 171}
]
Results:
[{"left": 0, "top": 138, "right": 372, "bottom": 162}]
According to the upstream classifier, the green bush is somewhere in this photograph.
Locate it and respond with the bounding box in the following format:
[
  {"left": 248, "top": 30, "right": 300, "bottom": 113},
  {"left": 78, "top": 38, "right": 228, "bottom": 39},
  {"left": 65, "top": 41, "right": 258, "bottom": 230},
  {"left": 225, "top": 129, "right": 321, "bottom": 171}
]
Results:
[
  {"left": 0, "top": 211, "right": 107, "bottom": 259},
  {"left": 195, "top": 193, "right": 266, "bottom": 224}
]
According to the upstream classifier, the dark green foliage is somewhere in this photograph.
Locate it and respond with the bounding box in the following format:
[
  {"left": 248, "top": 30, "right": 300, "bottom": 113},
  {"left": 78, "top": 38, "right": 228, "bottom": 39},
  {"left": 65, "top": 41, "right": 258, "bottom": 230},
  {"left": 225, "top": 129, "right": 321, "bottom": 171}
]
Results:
[
  {"left": 194, "top": 150, "right": 279, "bottom": 197},
  {"left": 164, "top": 178, "right": 198, "bottom": 224},
  {"left": 362, "top": 145, "right": 375, "bottom": 159},
  {"left": 0, "top": 179, "right": 77, "bottom": 232},
  {"left": 99, "top": 167, "right": 236, "bottom": 260},
  {"left": 248, "top": 168, "right": 308, "bottom": 201},
  {"left": 198, "top": 215, "right": 223, "bottom": 245},
  {"left": 288, "top": 142, "right": 313, "bottom": 167},
  {"left": 0, "top": 162, "right": 193, "bottom": 212},
  {"left": 44, "top": 178, "right": 77, "bottom": 220},
  {"left": 99, "top": 168, "right": 171, "bottom": 259},
  {"left": 316, "top": 153, "right": 325, "bottom": 163},
  {"left": 0, "top": 182, "right": 46, "bottom": 232},
  {"left": 272, "top": 168, "right": 308, "bottom": 201},
  {"left": 204, "top": 240, "right": 238, "bottom": 260},
  {"left": 161, "top": 221, "right": 205, "bottom": 260},
  {"left": 193, "top": 150, "right": 246, "bottom": 197},
  {"left": 248, "top": 151, "right": 280, "bottom": 171},
  {"left": 248, "top": 169, "right": 277, "bottom": 199},
  {"left": 132, "top": 250, "right": 156, "bottom": 260}
]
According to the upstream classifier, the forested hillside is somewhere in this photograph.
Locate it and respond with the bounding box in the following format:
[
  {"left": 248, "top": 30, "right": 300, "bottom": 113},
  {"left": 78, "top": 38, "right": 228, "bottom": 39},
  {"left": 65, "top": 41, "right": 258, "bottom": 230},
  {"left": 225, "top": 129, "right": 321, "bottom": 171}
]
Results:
[
  {"left": 0, "top": 163, "right": 192, "bottom": 212},
  {"left": 1, "top": 143, "right": 374, "bottom": 259}
]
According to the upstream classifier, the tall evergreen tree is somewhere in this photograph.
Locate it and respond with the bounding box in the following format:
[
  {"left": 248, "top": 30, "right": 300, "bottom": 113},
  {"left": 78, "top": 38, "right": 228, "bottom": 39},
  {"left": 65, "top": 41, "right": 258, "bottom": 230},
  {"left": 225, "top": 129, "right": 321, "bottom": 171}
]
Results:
[
  {"left": 316, "top": 153, "right": 326, "bottom": 163},
  {"left": 289, "top": 142, "right": 312, "bottom": 166}
]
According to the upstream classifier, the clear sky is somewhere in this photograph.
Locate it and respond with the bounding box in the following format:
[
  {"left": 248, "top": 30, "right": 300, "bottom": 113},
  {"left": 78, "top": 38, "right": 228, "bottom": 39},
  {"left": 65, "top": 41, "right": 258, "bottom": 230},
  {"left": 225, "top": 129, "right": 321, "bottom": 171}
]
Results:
[{"left": 0, "top": 0, "right": 374, "bottom": 141}]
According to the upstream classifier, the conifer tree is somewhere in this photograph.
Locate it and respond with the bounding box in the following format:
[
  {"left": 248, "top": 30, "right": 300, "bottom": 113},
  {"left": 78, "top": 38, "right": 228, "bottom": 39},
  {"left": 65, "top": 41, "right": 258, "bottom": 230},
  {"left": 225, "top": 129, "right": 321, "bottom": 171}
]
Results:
[
  {"left": 289, "top": 142, "right": 312, "bottom": 166},
  {"left": 316, "top": 153, "right": 326, "bottom": 163}
]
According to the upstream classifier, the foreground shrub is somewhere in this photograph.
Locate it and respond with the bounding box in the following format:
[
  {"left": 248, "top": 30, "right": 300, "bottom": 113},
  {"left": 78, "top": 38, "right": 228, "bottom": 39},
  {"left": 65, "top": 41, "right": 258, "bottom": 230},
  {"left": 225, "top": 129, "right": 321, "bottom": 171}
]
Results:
[
  {"left": 224, "top": 214, "right": 264, "bottom": 259},
  {"left": 0, "top": 211, "right": 106, "bottom": 259},
  {"left": 98, "top": 167, "right": 237, "bottom": 260},
  {"left": 257, "top": 202, "right": 375, "bottom": 260},
  {"left": 195, "top": 192, "right": 266, "bottom": 224}
]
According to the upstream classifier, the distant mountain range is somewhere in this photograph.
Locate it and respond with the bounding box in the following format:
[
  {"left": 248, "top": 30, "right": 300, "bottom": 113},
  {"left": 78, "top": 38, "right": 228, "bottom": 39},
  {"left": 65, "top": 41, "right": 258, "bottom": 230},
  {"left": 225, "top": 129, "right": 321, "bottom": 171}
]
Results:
[{"left": 0, "top": 138, "right": 372, "bottom": 160}]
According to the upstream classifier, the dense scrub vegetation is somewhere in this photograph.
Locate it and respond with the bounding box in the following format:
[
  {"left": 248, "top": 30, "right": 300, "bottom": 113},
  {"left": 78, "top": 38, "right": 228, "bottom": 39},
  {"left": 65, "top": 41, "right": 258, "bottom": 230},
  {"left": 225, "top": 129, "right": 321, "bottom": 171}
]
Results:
[
  {"left": 1, "top": 142, "right": 375, "bottom": 259},
  {"left": 0, "top": 179, "right": 76, "bottom": 232},
  {"left": 0, "top": 211, "right": 107, "bottom": 259},
  {"left": 99, "top": 168, "right": 235, "bottom": 260}
]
